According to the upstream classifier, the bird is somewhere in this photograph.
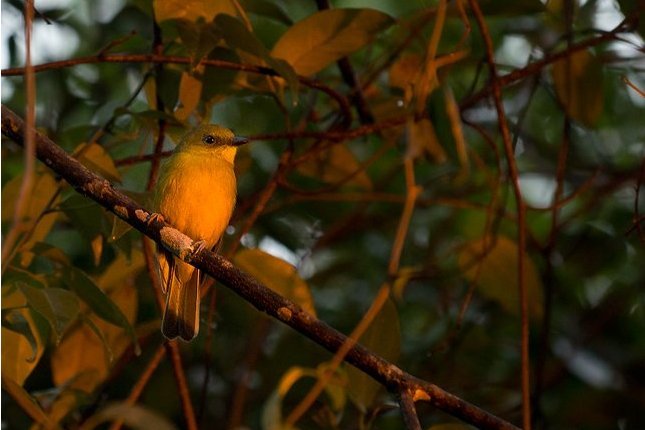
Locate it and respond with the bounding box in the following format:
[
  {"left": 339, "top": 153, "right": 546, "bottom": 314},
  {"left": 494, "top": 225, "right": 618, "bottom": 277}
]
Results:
[{"left": 153, "top": 124, "right": 247, "bottom": 341}]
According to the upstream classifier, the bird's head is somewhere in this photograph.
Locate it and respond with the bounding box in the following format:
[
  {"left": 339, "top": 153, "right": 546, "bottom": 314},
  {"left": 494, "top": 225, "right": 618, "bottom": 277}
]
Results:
[{"left": 176, "top": 124, "right": 248, "bottom": 163}]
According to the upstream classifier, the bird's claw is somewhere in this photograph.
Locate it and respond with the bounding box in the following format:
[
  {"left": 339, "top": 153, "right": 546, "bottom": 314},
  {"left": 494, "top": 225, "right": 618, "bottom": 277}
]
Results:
[
  {"left": 146, "top": 212, "right": 165, "bottom": 226},
  {"left": 192, "top": 240, "right": 208, "bottom": 254}
]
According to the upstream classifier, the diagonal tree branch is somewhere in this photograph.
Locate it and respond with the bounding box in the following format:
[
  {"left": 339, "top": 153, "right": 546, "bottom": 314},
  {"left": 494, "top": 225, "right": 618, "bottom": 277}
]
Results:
[{"left": 1, "top": 105, "right": 518, "bottom": 430}]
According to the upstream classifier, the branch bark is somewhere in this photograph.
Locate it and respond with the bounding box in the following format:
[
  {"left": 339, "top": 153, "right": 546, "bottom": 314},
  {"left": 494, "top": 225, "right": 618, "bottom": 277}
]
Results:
[{"left": 1, "top": 105, "right": 519, "bottom": 430}]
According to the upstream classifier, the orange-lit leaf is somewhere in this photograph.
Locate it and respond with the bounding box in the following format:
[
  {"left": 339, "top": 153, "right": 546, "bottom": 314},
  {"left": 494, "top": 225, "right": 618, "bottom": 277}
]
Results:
[
  {"left": 234, "top": 248, "right": 315, "bottom": 316},
  {"left": 175, "top": 71, "right": 203, "bottom": 121},
  {"left": 389, "top": 54, "right": 422, "bottom": 91},
  {"left": 51, "top": 251, "right": 142, "bottom": 394},
  {"left": 81, "top": 403, "right": 177, "bottom": 430},
  {"left": 406, "top": 118, "right": 447, "bottom": 163},
  {"left": 76, "top": 142, "right": 121, "bottom": 183},
  {"left": 272, "top": 8, "right": 394, "bottom": 76},
  {"left": 1, "top": 171, "right": 60, "bottom": 267},
  {"left": 552, "top": 49, "right": 604, "bottom": 127},
  {"left": 153, "top": 0, "right": 236, "bottom": 22},
  {"left": 297, "top": 144, "right": 372, "bottom": 191}
]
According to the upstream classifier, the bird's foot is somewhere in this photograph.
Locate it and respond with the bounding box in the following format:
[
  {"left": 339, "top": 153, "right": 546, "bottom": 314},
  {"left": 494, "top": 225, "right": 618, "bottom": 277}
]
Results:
[
  {"left": 192, "top": 240, "right": 208, "bottom": 254},
  {"left": 146, "top": 212, "right": 165, "bottom": 226}
]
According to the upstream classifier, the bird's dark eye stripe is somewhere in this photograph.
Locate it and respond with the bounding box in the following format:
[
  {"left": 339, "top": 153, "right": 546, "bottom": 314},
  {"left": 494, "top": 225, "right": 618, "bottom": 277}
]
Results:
[{"left": 202, "top": 134, "right": 216, "bottom": 144}]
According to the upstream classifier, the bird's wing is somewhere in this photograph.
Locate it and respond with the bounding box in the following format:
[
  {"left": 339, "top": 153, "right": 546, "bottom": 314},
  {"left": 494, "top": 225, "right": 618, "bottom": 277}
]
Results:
[{"left": 156, "top": 247, "right": 174, "bottom": 294}]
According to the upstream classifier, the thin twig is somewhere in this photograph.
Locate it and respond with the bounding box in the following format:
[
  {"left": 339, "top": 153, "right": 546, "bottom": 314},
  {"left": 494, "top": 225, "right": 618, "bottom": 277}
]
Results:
[
  {"left": 467, "top": 1, "right": 531, "bottom": 429},
  {"left": 361, "top": 9, "right": 435, "bottom": 90},
  {"left": 622, "top": 75, "right": 645, "bottom": 97},
  {"left": 1, "top": 0, "right": 36, "bottom": 269},
  {"left": 313, "top": 0, "right": 374, "bottom": 124},
  {"left": 625, "top": 158, "right": 645, "bottom": 241},
  {"left": 460, "top": 26, "right": 629, "bottom": 110},
  {"left": 1, "top": 53, "right": 352, "bottom": 127},
  {"left": 399, "top": 389, "right": 422, "bottom": 430},
  {"left": 147, "top": 21, "right": 167, "bottom": 191},
  {"left": 414, "top": 0, "right": 447, "bottom": 115},
  {"left": 225, "top": 318, "right": 271, "bottom": 429},
  {"left": 286, "top": 152, "right": 421, "bottom": 426},
  {"left": 533, "top": 7, "right": 575, "bottom": 419},
  {"left": 108, "top": 346, "right": 166, "bottom": 430},
  {"left": 164, "top": 341, "right": 198, "bottom": 430}
]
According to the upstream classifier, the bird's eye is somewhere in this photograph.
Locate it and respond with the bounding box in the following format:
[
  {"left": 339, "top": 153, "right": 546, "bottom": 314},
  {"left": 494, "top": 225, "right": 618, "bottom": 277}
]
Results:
[{"left": 202, "top": 134, "right": 216, "bottom": 145}]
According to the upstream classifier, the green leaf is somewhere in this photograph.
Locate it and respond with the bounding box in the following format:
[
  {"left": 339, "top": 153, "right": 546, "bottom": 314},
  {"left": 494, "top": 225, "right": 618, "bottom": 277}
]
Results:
[
  {"left": 346, "top": 297, "right": 400, "bottom": 412},
  {"left": 3, "top": 266, "right": 47, "bottom": 290},
  {"left": 234, "top": 248, "right": 316, "bottom": 316},
  {"left": 202, "top": 48, "right": 241, "bottom": 99},
  {"left": 19, "top": 285, "right": 80, "bottom": 342},
  {"left": 175, "top": 19, "right": 221, "bottom": 62},
  {"left": 59, "top": 194, "right": 108, "bottom": 264},
  {"left": 241, "top": 0, "right": 292, "bottom": 25},
  {"left": 82, "top": 315, "right": 115, "bottom": 364},
  {"left": 458, "top": 236, "right": 543, "bottom": 320},
  {"left": 146, "top": 67, "right": 182, "bottom": 112},
  {"left": 215, "top": 14, "right": 299, "bottom": 98},
  {"left": 28, "top": 242, "right": 71, "bottom": 266},
  {"left": 60, "top": 267, "right": 133, "bottom": 330},
  {"left": 216, "top": 14, "right": 270, "bottom": 59},
  {"left": 2, "top": 286, "right": 47, "bottom": 386},
  {"left": 271, "top": 8, "right": 394, "bottom": 76},
  {"left": 552, "top": 49, "right": 604, "bottom": 127}
]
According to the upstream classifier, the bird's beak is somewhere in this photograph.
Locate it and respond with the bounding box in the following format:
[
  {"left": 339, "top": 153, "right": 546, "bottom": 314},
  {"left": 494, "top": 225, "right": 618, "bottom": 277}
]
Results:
[{"left": 232, "top": 136, "right": 249, "bottom": 146}]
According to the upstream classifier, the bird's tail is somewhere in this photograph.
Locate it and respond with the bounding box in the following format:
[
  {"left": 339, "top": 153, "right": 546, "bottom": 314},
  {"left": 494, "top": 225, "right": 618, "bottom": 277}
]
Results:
[{"left": 161, "top": 258, "right": 200, "bottom": 341}]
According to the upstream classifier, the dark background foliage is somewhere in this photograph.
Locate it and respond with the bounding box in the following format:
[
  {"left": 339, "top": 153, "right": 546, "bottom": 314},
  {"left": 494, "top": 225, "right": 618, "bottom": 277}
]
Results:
[{"left": 2, "top": 0, "right": 644, "bottom": 429}]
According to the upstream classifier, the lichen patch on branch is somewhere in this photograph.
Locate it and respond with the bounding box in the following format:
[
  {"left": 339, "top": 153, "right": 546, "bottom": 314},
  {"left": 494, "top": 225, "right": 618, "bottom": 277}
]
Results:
[
  {"left": 114, "top": 205, "right": 128, "bottom": 219},
  {"left": 159, "top": 225, "right": 194, "bottom": 260}
]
